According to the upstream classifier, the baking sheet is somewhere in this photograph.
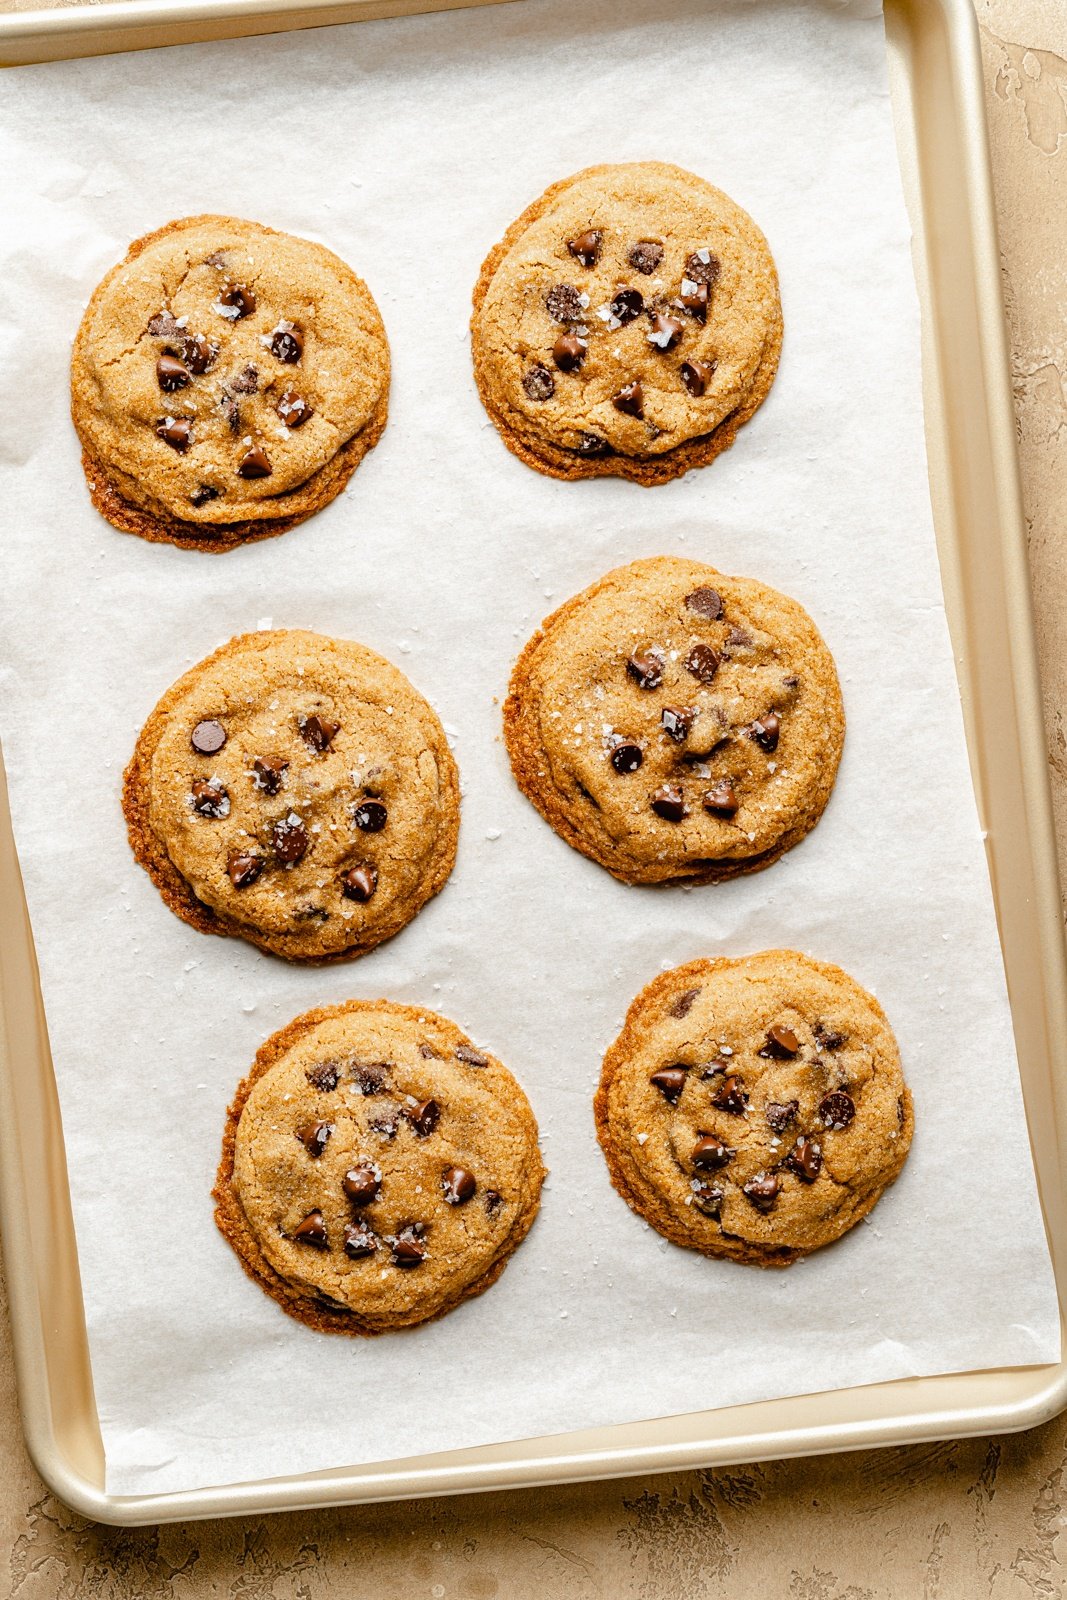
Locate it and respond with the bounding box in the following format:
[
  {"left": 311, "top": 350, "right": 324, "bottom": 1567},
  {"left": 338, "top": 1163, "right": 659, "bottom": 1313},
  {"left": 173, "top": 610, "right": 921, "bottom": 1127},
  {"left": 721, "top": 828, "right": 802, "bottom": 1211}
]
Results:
[{"left": 0, "top": 0, "right": 1059, "bottom": 1499}]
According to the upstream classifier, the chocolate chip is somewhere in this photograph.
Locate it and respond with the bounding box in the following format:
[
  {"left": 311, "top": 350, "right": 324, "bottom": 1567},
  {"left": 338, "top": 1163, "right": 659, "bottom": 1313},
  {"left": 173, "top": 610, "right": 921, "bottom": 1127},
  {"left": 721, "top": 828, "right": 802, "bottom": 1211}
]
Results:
[
  {"left": 220, "top": 394, "right": 241, "bottom": 434},
  {"left": 628, "top": 240, "right": 663, "bottom": 274},
  {"left": 650, "top": 1066, "right": 687, "bottom": 1103},
  {"left": 369, "top": 1107, "right": 400, "bottom": 1138},
  {"left": 553, "top": 332, "right": 586, "bottom": 372},
  {"left": 271, "top": 323, "right": 303, "bottom": 363},
  {"left": 678, "top": 280, "right": 709, "bottom": 322},
  {"left": 819, "top": 1091, "right": 856, "bottom": 1129},
  {"left": 156, "top": 417, "right": 192, "bottom": 452},
  {"left": 702, "top": 781, "right": 738, "bottom": 817},
  {"left": 748, "top": 713, "right": 781, "bottom": 753},
  {"left": 627, "top": 646, "right": 665, "bottom": 690},
  {"left": 442, "top": 1166, "right": 476, "bottom": 1205},
  {"left": 484, "top": 1189, "right": 505, "bottom": 1217},
  {"left": 647, "top": 312, "right": 685, "bottom": 351},
  {"left": 685, "top": 587, "right": 724, "bottom": 620},
  {"left": 685, "top": 250, "right": 721, "bottom": 286},
  {"left": 189, "top": 484, "right": 219, "bottom": 507},
  {"left": 218, "top": 283, "right": 256, "bottom": 318},
  {"left": 680, "top": 359, "right": 716, "bottom": 398},
  {"left": 191, "top": 778, "right": 229, "bottom": 818},
  {"left": 576, "top": 432, "right": 611, "bottom": 456},
  {"left": 306, "top": 1062, "right": 339, "bottom": 1091},
  {"left": 419, "top": 1043, "right": 443, "bottom": 1060},
  {"left": 523, "top": 364, "right": 556, "bottom": 401},
  {"left": 277, "top": 391, "right": 313, "bottom": 429},
  {"left": 407, "top": 1098, "right": 440, "bottom": 1137},
  {"left": 352, "top": 1062, "right": 389, "bottom": 1095},
  {"left": 238, "top": 444, "right": 272, "bottom": 479},
  {"left": 390, "top": 1223, "right": 427, "bottom": 1267},
  {"left": 353, "top": 800, "right": 387, "bottom": 833},
  {"left": 814, "top": 1023, "right": 848, "bottom": 1051},
  {"left": 567, "top": 230, "right": 603, "bottom": 268},
  {"left": 699, "top": 1056, "right": 733, "bottom": 1081},
  {"left": 613, "top": 380, "right": 644, "bottom": 418},
  {"left": 252, "top": 755, "right": 288, "bottom": 794},
  {"left": 897, "top": 1094, "right": 906, "bottom": 1126},
  {"left": 545, "top": 284, "right": 585, "bottom": 323},
  {"left": 180, "top": 334, "right": 216, "bottom": 374},
  {"left": 785, "top": 1134, "right": 822, "bottom": 1184},
  {"left": 191, "top": 719, "right": 226, "bottom": 755},
  {"left": 692, "top": 1135, "right": 734, "bottom": 1170},
  {"left": 610, "top": 287, "right": 644, "bottom": 326},
  {"left": 661, "top": 705, "right": 695, "bottom": 743},
  {"left": 204, "top": 251, "right": 228, "bottom": 269},
  {"left": 296, "top": 1120, "right": 333, "bottom": 1157},
  {"left": 343, "top": 1164, "right": 381, "bottom": 1206},
  {"left": 229, "top": 364, "right": 258, "bottom": 395},
  {"left": 669, "top": 986, "right": 701, "bottom": 1018},
  {"left": 343, "top": 1222, "right": 378, "bottom": 1258},
  {"left": 299, "top": 713, "right": 340, "bottom": 752},
  {"left": 455, "top": 1043, "right": 488, "bottom": 1068},
  {"left": 147, "top": 310, "right": 183, "bottom": 337},
  {"left": 684, "top": 643, "right": 720, "bottom": 684},
  {"left": 761, "top": 1024, "right": 800, "bottom": 1058},
  {"left": 765, "top": 1100, "right": 799, "bottom": 1132},
  {"left": 651, "top": 784, "right": 687, "bottom": 822},
  {"left": 725, "top": 626, "right": 752, "bottom": 649},
  {"left": 610, "top": 741, "right": 643, "bottom": 774},
  {"left": 742, "top": 1172, "right": 780, "bottom": 1212},
  {"left": 340, "top": 863, "right": 377, "bottom": 902},
  {"left": 711, "top": 1074, "right": 749, "bottom": 1115},
  {"left": 157, "top": 353, "right": 192, "bottom": 392},
  {"left": 272, "top": 813, "right": 309, "bottom": 865},
  {"left": 690, "top": 1179, "right": 724, "bottom": 1218},
  {"left": 291, "top": 1211, "right": 328, "bottom": 1248}
]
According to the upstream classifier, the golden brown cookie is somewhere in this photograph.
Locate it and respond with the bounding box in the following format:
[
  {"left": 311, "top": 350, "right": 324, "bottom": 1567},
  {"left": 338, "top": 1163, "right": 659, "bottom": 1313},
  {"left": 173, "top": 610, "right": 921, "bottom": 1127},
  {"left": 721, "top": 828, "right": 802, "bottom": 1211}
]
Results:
[
  {"left": 123, "top": 630, "right": 458, "bottom": 963},
  {"left": 471, "top": 162, "right": 781, "bottom": 483},
  {"left": 504, "top": 556, "right": 844, "bottom": 885},
  {"left": 595, "top": 952, "right": 914, "bottom": 1267},
  {"left": 71, "top": 216, "right": 390, "bottom": 550},
  {"left": 214, "top": 1000, "right": 546, "bottom": 1334}
]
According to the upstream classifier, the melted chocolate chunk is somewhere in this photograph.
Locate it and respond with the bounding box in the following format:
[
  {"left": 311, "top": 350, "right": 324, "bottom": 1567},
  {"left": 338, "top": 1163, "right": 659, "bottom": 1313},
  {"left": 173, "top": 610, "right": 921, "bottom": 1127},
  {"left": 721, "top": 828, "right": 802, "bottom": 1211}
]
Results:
[
  {"left": 690, "top": 1179, "right": 724, "bottom": 1218},
  {"left": 343, "top": 1222, "right": 378, "bottom": 1259},
  {"left": 677, "top": 279, "right": 709, "bottom": 322},
  {"left": 661, "top": 705, "right": 695, "bottom": 743},
  {"left": 692, "top": 1135, "right": 734, "bottom": 1171},
  {"left": 761, "top": 1024, "right": 800, "bottom": 1058},
  {"left": 567, "top": 229, "right": 603, "bottom": 268},
  {"left": 343, "top": 1164, "right": 381, "bottom": 1206},
  {"left": 702, "top": 780, "right": 738, "bottom": 817},
  {"left": 650, "top": 1066, "right": 687, "bottom": 1103},
  {"left": 230, "top": 364, "right": 259, "bottom": 394},
  {"left": 685, "top": 587, "right": 724, "bottom": 620},
  {"left": 613, "top": 380, "right": 644, "bottom": 418},
  {"left": 277, "top": 391, "right": 313, "bottom": 429},
  {"left": 291, "top": 1210, "right": 328, "bottom": 1248},
  {"left": 627, "top": 646, "right": 665, "bottom": 690},
  {"left": 628, "top": 240, "right": 663, "bottom": 274},
  {"left": 523, "top": 363, "right": 556, "bottom": 401},
  {"left": 685, "top": 643, "right": 720, "bottom": 683},
  {"left": 610, "top": 741, "right": 643, "bottom": 774},
  {"left": 647, "top": 311, "right": 685, "bottom": 351},
  {"left": 272, "top": 813, "right": 309, "bottom": 865},
  {"left": 238, "top": 443, "right": 272, "bottom": 479},
  {"left": 680, "top": 359, "right": 716, "bottom": 397},
  {"left": 306, "top": 1062, "right": 339, "bottom": 1092},
  {"left": 553, "top": 331, "right": 586, "bottom": 372},
  {"left": 407, "top": 1098, "right": 440, "bottom": 1138},
  {"left": 252, "top": 755, "right": 288, "bottom": 794},
  {"left": 765, "top": 1099, "right": 799, "bottom": 1133},
  {"left": 271, "top": 323, "right": 303, "bottom": 363},
  {"left": 353, "top": 800, "right": 387, "bottom": 833},
  {"left": 545, "top": 284, "right": 585, "bottom": 323},
  {"left": 180, "top": 333, "right": 216, "bottom": 374},
  {"left": 748, "top": 712, "right": 781, "bottom": 753},
  {"left": 352, "top": 1061, "right": 390, "bottom": 1095},
  {"left": 156, "top": 417, "right": 192, "bottom": 451},
  {"left": 369, "top": 1106, "right": 400, "bottom": 1138},
  {"left": 147, "top": 310, "right": 183, "bottom": 338},
  {"left": 819, "top": 1091, "right": 856, "bottom": 1130},
  {"left": 191, "top": 719, "right": 226, "bottom": 755},
  {"left": 299, "top": 713, "right": 340, "bottom": 752},
  {"left": 669, "top": 986, "right": 701, "bottom": 1018},
  {"left": 576, "top": 431, "right": 611, "bottom": 457},
  {"left": 340, "top": 863, "right": 377, "bottom": 902},
  {"left": 610, "top": 287, "right": 644, "bottom": 326},
  {"left": 711, "top": 1074, "right": 749, "bottom": 1115},
  {"left": 217, "top": 283, "right": 256, "bottom": 318},
  {"left": 442, "top": 1166, "right": 477, "bottom": 1206},
  {"left": 785, "top": 1134, "right": 822, "bottom": 1184},
  {"left": 191, "top": 778, "right": 229, "bottom": 818},
  {"left": 455, "top": 1043, "right": 489, "bottom": 1068},
  {"left": 390, "top": 1223, "right": 427, "bottom": 1267},
  {"left": 651, "top": 784, "right": 687, "bottom": 822},
  {"left": 296, "top": 1120, "right": 333, "bottom": 1157},
  {"left": 685, "top": 250, "right": 721, "bottom": 286},
  {"left": 742, "top": 1172, "right": 780, "bottom": 1213},
  {"left": 814, "top": 1023, "right": 848, "bottom": 1052},
  {"left": 157, "top": 352, "right": 192, "bottom": 392}
]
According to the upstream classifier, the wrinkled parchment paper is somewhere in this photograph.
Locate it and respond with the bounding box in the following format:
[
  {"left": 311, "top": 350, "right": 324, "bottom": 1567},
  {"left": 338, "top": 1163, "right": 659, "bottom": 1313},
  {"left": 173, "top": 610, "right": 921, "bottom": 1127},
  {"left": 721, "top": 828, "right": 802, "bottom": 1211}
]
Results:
[{"left": 0, "top": 0, "right": 1058, "bottom": 1497}]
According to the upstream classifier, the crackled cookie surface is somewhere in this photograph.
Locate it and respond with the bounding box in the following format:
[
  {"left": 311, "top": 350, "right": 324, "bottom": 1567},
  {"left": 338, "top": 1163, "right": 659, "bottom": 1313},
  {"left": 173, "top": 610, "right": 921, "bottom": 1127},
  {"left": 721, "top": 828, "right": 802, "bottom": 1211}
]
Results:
[
  {"left": 72, "top": 215, "right": 389, "bottom": 549},
  {"left": 595, "top": 952, "right": 913, "bottom": 1267},
  {"left": 215, "top": 1001, "right": 545, "bottom": 1333},
  {"left": 504, "top": 557, "right": 844, "bottom": 885},
  {"left": 471, "top": 162, "right": 781, "bottom": 483},
  {"left": 123, "top": 630, "right": 458, "bottom": 962}
]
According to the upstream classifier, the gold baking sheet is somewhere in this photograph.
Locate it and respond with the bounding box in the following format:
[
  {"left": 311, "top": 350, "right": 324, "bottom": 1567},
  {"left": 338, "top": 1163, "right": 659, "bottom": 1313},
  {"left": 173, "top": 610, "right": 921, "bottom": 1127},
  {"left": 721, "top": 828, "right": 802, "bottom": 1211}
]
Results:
[{"left": 0, "top": 0, "right": 1065, "bottom": 1526}]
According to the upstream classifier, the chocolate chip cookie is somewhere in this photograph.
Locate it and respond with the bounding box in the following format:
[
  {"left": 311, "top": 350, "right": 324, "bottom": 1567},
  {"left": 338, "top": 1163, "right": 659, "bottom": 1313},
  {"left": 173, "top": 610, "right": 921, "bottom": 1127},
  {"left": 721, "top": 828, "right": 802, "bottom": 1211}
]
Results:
[
  {"left": 504, "top": 556, "right": 844, "bottom": 885},
  {"left": 595, "top": 951, "right": 913, "bottom": 1267},
  {"left": 123, "top": 630, "right": 458, "bottom": 962},
  {"left": 72, "top": 216, "right": 390, "bottom": 550},
  {"left": 214, "top": 1000, "right": 546, "bottom": 1333},
  {"left": 471, "top": 162, "right": 781, "bottom": 483}
]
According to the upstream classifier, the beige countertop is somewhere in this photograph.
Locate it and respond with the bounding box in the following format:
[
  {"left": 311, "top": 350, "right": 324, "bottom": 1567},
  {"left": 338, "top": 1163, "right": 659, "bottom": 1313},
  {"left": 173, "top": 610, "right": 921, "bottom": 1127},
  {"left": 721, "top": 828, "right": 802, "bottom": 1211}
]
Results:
[{"left": 3, "top": 0, "right": 1067, "bottom": 1590}]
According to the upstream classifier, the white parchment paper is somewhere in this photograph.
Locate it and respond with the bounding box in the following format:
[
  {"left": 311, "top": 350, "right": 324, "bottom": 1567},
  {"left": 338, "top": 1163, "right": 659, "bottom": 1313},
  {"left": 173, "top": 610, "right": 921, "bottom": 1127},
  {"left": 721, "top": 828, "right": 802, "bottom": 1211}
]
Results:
[{"left": 0, "top": 0, "right": 1059, "bottom": 1498}]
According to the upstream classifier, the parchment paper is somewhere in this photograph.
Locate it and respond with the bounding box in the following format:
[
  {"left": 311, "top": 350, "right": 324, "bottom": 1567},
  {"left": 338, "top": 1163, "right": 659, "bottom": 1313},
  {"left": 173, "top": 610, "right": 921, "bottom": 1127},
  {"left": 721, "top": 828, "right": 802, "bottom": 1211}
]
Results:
[{"left": 0, "top": 0, "right": 1059, "bottom": 1498}]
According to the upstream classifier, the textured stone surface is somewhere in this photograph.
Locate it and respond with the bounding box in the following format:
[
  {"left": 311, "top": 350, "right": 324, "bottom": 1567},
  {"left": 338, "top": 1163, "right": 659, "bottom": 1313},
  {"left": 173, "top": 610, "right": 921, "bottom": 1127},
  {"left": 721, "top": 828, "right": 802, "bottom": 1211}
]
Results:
[{"left": 2, "top": 0, "right": 1067, "bottom": 1587}]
